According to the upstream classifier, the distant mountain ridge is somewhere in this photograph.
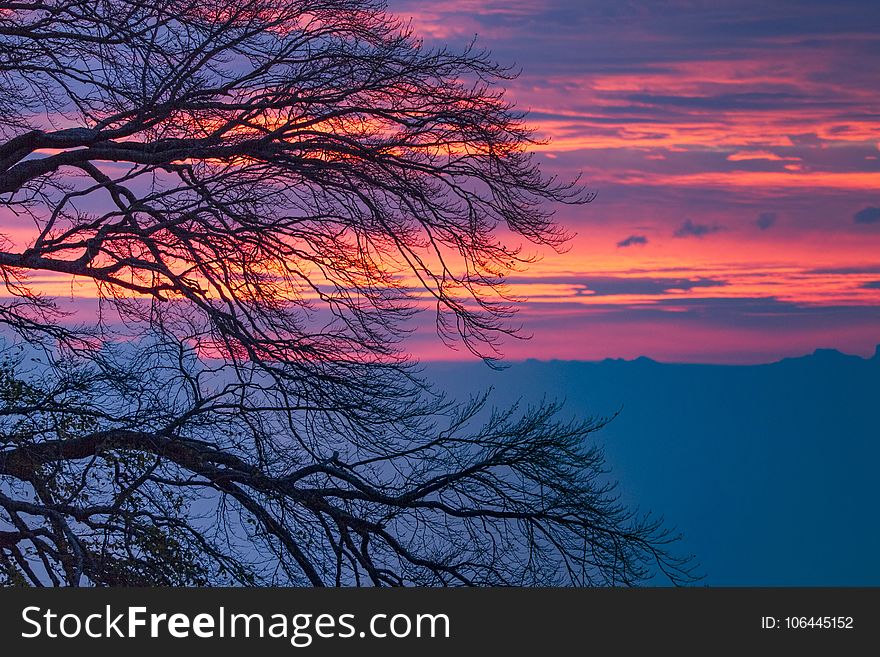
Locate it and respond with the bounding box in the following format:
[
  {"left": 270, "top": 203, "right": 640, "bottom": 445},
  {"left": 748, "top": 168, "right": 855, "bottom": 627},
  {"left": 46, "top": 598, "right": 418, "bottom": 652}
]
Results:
[
  {"left": 778, "top": 344, "right": 880, "bottom": 365},
  {"left": 512, "top": 344, "right": 880, "bottom": 367}
]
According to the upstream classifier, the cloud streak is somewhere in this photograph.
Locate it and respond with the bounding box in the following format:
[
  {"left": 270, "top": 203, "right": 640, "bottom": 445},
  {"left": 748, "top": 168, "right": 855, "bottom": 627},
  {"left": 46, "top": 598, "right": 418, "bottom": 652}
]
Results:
[
  {"left": 756, "top": 212, "right": 777, "bottom": 230},
  {"left": 673, "top": 220, "right": 723, "bottom": 238},
  {"left": 854, "top": 207, "right": 880, "bottom": 224},
  {"left": 617, "top": 235, "right": 648, "bottom": 247}
]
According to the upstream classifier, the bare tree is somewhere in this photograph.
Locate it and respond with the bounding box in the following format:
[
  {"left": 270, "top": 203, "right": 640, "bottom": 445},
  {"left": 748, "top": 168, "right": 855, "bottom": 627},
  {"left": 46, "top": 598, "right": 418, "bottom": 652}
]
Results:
[{"left": 0, "top": 0, "right": 696, "bottom": 586}]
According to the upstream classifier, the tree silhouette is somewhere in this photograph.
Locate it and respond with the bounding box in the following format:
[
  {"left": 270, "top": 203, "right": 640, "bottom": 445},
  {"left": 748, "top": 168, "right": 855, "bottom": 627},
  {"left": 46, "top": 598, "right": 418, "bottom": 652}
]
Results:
[{"left": 0, "top": 0, "right": 696, "bottom": 586}]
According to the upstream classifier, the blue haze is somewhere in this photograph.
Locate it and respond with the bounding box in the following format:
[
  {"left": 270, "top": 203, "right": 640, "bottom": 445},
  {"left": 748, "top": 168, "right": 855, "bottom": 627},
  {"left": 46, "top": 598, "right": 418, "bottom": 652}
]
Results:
[{"left": 426, "top": 346, "right": 880, "bottom": 585}]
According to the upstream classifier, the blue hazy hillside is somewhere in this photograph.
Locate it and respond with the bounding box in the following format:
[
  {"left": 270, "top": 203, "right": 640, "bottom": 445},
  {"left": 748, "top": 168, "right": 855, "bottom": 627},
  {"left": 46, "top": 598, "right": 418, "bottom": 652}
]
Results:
[{"left": 426, "top": 346, "right": 880, "bottom": 585}]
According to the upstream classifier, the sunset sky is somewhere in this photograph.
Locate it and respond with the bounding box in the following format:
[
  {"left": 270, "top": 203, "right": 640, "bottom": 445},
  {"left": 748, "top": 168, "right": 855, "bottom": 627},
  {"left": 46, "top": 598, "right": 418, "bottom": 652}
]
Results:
[
  {"left": 392, "top": 0, "right": 880, "bottom": 363},
  {"left": 4, "top": 1, "right": 880, "bottom": 365}
]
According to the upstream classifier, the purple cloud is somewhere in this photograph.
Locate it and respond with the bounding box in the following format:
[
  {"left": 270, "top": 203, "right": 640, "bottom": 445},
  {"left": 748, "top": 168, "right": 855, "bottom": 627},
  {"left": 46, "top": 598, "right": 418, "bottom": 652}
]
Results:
[
  {"left": 674, "top": 220, "right": 723, "bottom": 238},
  {"left": 756, "top": 212, "right": 777, "bottom": 230},
  {"left": 617, "top": 235, "right": 649, "bottom": 247},
  {"left": 854, "top": 207, "right": 880, "bottom": 224}
]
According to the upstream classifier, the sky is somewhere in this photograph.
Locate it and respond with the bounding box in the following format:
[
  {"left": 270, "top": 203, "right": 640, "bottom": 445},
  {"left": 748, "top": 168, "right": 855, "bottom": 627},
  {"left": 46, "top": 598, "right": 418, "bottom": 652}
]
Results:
[
  {"left": 4, "top": 1, "right": 880, "bottom": 365},
  {"left": 390, "top": 0, "right": 880, "bottom": 363}
]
